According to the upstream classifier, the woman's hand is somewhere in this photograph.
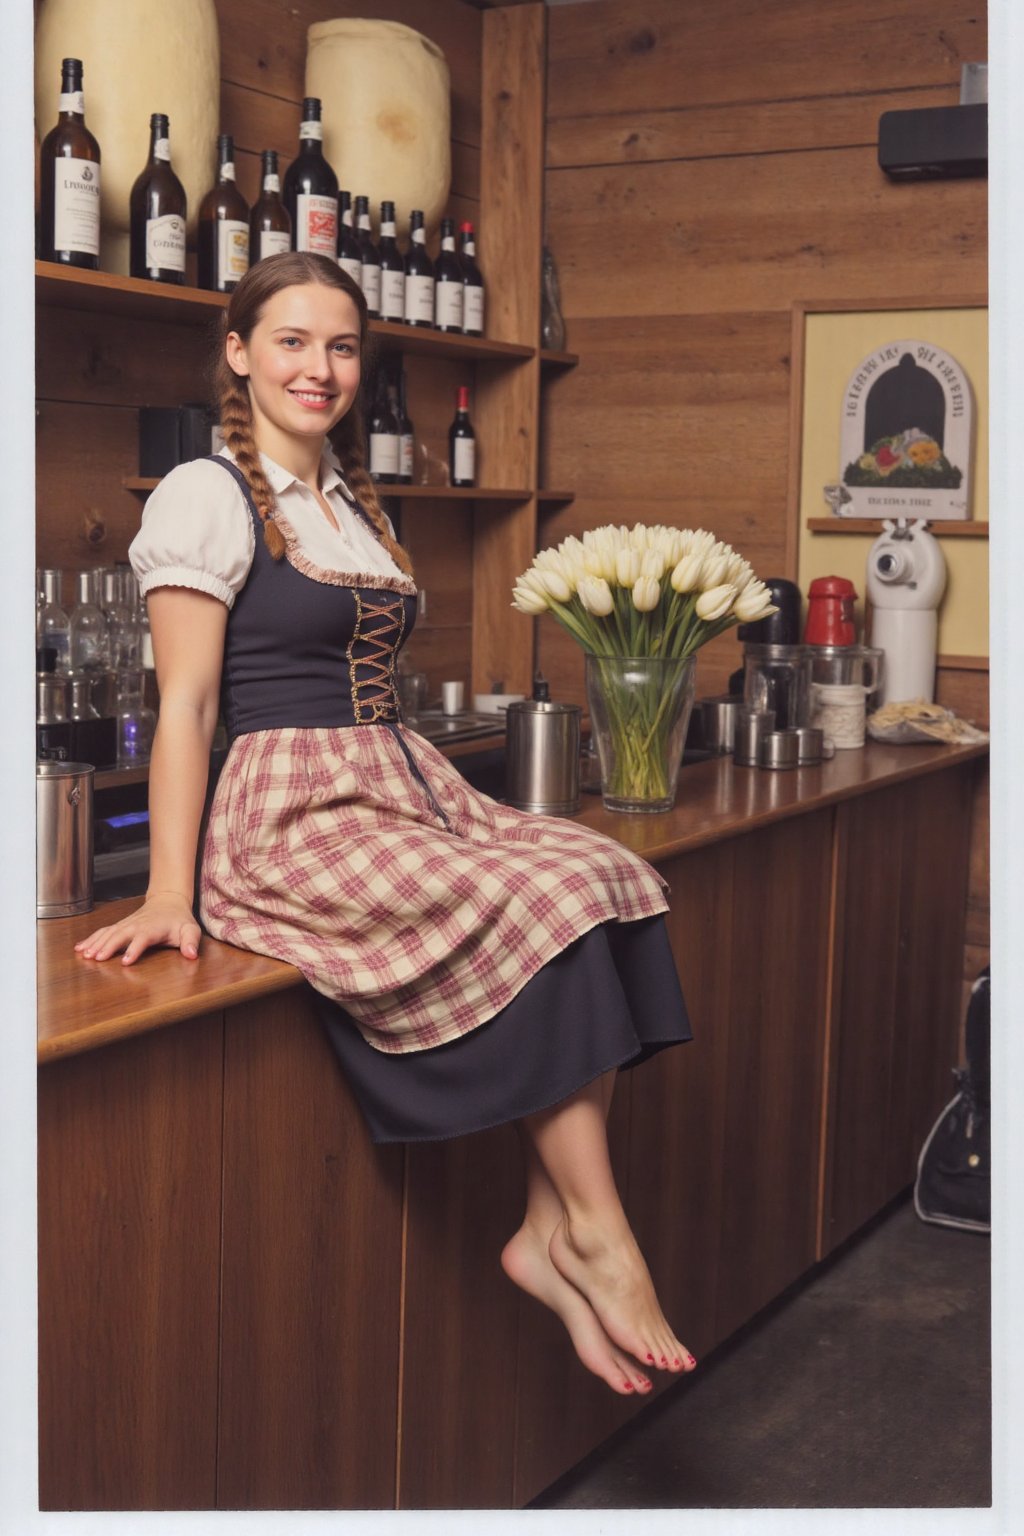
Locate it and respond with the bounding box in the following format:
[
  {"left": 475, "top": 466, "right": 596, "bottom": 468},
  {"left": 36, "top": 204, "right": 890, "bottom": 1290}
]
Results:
[{"left": 74, "top": 892, "right": 201, "bottom": 966}]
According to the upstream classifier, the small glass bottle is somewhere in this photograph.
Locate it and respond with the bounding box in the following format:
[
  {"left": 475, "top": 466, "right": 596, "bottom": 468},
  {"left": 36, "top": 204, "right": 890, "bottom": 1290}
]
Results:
[
  {"left": 116, "top": 668, "right": 157, "bottom": 764},
  {"left": 36, "top": 569, "right": 71, "bottom": 674},
  {"left": 69, "top": 570, "right": 110, "bottom": 673},
  {"left": 337, "top": 190, "right": 362, "bottom": 285},
  {"left": 102, "top": 570, "right": 141, "bottom": 672}
]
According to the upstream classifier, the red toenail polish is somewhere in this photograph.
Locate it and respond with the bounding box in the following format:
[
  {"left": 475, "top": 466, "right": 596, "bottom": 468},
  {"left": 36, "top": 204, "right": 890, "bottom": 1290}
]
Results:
[
  {"left": 624, "top": 1381, "right": 634, "bottom": 1391},
  {"left": 673, "top": 1358, "right": 682, "bottom": 1367},
  {"left": 646, "top": 1353, "right": 655, "bottom": 1363}
]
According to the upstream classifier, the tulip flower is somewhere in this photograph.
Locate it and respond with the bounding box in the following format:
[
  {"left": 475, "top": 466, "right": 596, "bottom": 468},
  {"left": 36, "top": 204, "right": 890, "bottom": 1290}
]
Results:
[
  {"left": 615, "top": 547, "right": 642, "bottom": 588},
  {"left": 733, "top": 583, "right": 777, "bottom": 624},
  {"left": 632, "top": 575, "right": 661, "bottom": 612},
  {"left": 578, "top": 575, "right": 614, "bottom": 616},
  {"left": 538, "top": 568, "right": 573, "bottom": 604},
  {"left": 511, "top": 583, "right": 549, "bottom": 615},
  {"left": 670, "top": 551, "right": 704, "bottom": 593},
  {"left": 695, "top": 583, "right": 737, "bottom": 622}
]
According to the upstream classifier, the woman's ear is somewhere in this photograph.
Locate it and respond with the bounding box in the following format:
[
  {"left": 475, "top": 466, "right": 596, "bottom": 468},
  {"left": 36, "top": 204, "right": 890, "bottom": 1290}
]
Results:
[{"left": 225, "top": 331, "right": 249, "bottom": 378}]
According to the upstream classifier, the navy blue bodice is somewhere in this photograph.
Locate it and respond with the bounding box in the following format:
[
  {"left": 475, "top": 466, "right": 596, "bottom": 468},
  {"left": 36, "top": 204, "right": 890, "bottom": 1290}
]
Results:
[{"left": 210, "top": 457, "right": 417, "bottom": 742}]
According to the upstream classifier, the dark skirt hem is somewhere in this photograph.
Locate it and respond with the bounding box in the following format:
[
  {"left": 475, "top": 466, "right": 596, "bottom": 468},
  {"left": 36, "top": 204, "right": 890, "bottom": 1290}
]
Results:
[{"left": 314, "top": 913, "right": 692, "bottom": 1145}]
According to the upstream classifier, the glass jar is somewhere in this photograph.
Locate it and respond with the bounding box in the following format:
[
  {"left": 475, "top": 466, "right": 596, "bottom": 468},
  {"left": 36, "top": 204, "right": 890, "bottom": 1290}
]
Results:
[
  {"left": 115, "top": 668, "right": 156, "bottom": 764},
  {"left": 540, "top": 246, "right": 566, "bottom": 351}
]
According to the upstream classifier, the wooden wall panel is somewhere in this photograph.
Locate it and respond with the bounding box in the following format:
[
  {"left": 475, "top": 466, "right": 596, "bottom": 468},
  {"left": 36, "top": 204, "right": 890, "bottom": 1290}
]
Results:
[
  {"left": 38, "top": 1014, "right": 224, "bottom": 1510},
  {"left": 546, "top": 0, "right": 985, "bottom": 121},
  {"left": 217, "top": 991, "right": 404, "bottom": 1509},
  {"left": 546, "top": 150, "right": 986, "bottom": 322},
  {"left": 399, "top": 1128, "right": 522, "bottom": 1508},
  {"left": 36, "top": 401, "right": 146, "bottom": 571}
]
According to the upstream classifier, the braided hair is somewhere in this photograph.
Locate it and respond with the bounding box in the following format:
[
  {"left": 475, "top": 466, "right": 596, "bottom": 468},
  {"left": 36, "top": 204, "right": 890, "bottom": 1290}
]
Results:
[{"left": 212, "top": 251, "right": 413, "bottom": 576}]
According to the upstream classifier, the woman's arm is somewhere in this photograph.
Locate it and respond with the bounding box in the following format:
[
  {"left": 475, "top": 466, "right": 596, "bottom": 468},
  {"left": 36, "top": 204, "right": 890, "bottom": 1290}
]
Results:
[{"left": 74, "top": 587, "right": 229, "bottom": 965}]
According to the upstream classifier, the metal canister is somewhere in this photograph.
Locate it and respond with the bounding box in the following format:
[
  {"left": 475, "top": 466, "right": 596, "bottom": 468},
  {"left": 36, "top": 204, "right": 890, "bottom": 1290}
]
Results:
[
  {"left": 505, "top": 700, "right": 581, "bottom": 816},
  {"left": 36, "top": 761, "right": 94, "bottom": 918},
  {"left": 700, "top": 695, "right": 742, "bottom": 754},
  {"left": 734, "top": 706, "right": 775, "bottom": 767}
]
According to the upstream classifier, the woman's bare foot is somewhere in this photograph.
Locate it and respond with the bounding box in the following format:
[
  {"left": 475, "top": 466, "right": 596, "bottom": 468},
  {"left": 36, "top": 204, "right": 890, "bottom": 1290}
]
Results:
[
  {"left": 548, "top": 1214, "right": 696, "bottom": 1376},
  {"left": 501, "top": 1224, "right": 654, "bottom": 1396}
]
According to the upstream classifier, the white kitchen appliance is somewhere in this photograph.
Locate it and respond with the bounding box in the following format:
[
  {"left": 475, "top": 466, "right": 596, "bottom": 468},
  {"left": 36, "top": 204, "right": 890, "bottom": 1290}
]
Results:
[{"left": 866, "top": 518, "right": 947, "bottom": 705}]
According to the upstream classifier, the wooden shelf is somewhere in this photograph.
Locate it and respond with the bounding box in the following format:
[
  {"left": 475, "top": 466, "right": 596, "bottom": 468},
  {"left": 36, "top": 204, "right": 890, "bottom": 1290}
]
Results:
[
  {"left": 124, "top": 476, "right": 533, "bottom": 502},
  {"left": 539, "top": 349, "right": 579, "bottom": 369},
  {"left": 36, "top": 260, "right": 228, "bottom": 326},
  {"left": 806, "top": 518, "right": 987, "bottom": 538},
  {"left": 537, "top": 490, "right": 575, "bottom": 506},
  {"left": 37, "top": 262, "right": 536, "bottom": 362},
  {"left": 380, "top": 486, "right": 533, "bottom": 502}
]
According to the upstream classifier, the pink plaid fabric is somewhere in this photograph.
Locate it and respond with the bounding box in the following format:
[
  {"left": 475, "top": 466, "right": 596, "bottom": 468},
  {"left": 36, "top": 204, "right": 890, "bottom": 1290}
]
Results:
[{"left": 200, "top": 724, "right": 669, "bottom": 1053}]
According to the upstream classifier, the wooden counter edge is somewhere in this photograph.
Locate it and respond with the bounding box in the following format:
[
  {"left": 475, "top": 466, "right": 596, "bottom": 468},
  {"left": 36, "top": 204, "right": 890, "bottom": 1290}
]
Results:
[{"left": 37, "top": 740, "right": 987, "bottom": 1066}]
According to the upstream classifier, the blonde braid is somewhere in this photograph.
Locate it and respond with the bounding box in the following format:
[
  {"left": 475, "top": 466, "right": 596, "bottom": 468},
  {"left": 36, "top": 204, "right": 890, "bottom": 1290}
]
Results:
[
  {"left": 215, "top": 339, "right": 287, "bottom": 560},
  {"left": 331, "top": 413, "right": 414, "bottom": 578}
]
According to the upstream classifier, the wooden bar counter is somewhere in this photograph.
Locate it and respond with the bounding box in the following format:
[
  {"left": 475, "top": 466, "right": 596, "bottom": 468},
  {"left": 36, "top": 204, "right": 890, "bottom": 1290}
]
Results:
[{"left": 37, "top": 740, "right": 985, "bottom": 1510}]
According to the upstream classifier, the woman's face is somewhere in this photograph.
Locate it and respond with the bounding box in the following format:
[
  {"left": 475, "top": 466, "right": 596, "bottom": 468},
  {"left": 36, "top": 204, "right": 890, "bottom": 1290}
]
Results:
[{"left": 226, "top": 283, "right": 362, "bottom": 453}]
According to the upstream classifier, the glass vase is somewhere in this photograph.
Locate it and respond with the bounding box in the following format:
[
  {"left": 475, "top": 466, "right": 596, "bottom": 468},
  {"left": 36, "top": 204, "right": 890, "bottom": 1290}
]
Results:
[{"left": 584, "top": 654, "right": 697, "bottom": 813}]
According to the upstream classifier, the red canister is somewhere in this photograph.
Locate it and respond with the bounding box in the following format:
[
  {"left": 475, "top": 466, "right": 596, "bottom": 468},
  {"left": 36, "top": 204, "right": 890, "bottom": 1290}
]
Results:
[{"left": 804, "top": 576, "right": 857, "bottom": 646}]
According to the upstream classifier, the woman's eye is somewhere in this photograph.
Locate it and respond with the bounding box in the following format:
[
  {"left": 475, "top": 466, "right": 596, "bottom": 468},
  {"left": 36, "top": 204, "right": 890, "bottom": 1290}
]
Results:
[
  {"left": 334, "top": 342, "right": 356, "bottom": 355},
  {"left": 280, "top": 336, "right": 302, "bottom": 348}
]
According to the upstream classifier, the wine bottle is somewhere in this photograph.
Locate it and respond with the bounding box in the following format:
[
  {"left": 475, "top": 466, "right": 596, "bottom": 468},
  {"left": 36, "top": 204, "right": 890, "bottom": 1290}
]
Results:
[
  {"left": 197, "top": 135, "right": 250, "bottom": 292},
  {"left": 368, "top": 370, "right": 400, "bottom": 484},
  {"left": 394, "top": 369, "right": 414, "bottom": 485},
  {"left": 354, "top": 195, "right": 381, "bottom": 318},
  {"left": 129, "top": 114, "right": 187, "bottom": 284},
  {"left": 434, "top": 216, "right": 464, "bottom": 333},
  {"left": 283, "top": 98, "right": 338, "bottom": 258},
  {"left": 337, "top": 190, "right": 362, "bottom": 285},
  {"left": 39, "top": 57, "right": 101, "bottom": 269},
  {"left": 378, "top": 201, "right": 406, "bottom": 323},
  {"left": 459, "top": 220, "right": 485, "bottom": 337},
  {"left": 404, "top": 209, "right": 434, "bottom": 328},
  {"left": 250, "top": 149, "right": 292, "bottom": 263},
  {"left": 448, "top": 386, "right": 476, "bottom": 488}
]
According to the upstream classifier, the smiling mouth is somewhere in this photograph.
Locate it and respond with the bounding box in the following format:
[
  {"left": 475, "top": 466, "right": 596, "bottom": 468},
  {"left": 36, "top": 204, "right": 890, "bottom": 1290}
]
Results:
[{"left": 288, "top": 389, "right": 336, "bottom": 406}]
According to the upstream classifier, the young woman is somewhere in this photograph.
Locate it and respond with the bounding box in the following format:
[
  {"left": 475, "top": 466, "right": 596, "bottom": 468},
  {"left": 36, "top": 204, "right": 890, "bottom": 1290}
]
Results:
[{"left": 76, "top": 252, "right": 696, "bottom": 1397}]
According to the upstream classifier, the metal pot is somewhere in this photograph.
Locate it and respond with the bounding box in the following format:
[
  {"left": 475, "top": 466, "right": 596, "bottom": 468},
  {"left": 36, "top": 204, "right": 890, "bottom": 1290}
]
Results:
[
  {"left": 36, "top": 761, "right": 94, "bottom": 918},
  {"left": 505, "top": 700, "right": 581, "bottom": 816}
]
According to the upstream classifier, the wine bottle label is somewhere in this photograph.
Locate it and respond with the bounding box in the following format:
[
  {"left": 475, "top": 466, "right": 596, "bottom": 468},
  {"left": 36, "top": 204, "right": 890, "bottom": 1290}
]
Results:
[
  {"left": 342, "top": 208, "right": 354, "bottom": 227},
  {"left": 400, "top": 433, "right": 415, "bottom": 480},
  {"left": 453, "top": 437, "right": 475, "bottom": 483},
  {"left": 435, "top": 281, "right": 464, "bottom": 329},
  {"left": 369, "top": 432, "right": 400, "bottom": 476},
  {"left": 464, "top": 284, "right": 485, "bottom": 333},
  {"left": 380, "top": 268, "right": 405, "bottom": 320},
  {"left": 59, "top": 91, "right": 85, "bottom": 114},
  {"left": 53, "top": 157, "right": 101, "bottom": 256},
  {"left": 259, "top": 229, "right": 291, "bottom": 260},
  {"left": 154, "top": 137, "right": 171, "bottom": 163},
  {"left": 361, "top": 260, "right": 382, "bottom": 311},
  {"left": 405, "top": 273, "right": 434, "bottom": 324},
  {"left": 339, "top": 254, "right": 362, "bottom": 283},
  {"left": 300, "top": 121, "right": 324, "bottom": 141},
  {"left": 223, "top": 161, "right": 237, "bottom": 182},
  {"left": 295, "top": 193, "right": 338, "bottom": 256},
  {"left": 263, "top": 173, "right": 281, "bottom": 193},
  {"left": 381, "top": 220, "right": 396, "bottom": 237},
  {"left": 411, "top": 226, "right": 426, "bottom": 245},
  {"left": 442, "top": 235, "right": 455, "bottom": 250},
  {"left": 465, "top": 237, "right": 476, "bottom": 257},
  {"left": 217, "top": 219, "right": 250, "bottom": 281},
  {"left": 146, "top": 213, "right": 186, "bottom": 271},
  {"left": 358, "top": 214, "right": 371, "bottom": 230}
]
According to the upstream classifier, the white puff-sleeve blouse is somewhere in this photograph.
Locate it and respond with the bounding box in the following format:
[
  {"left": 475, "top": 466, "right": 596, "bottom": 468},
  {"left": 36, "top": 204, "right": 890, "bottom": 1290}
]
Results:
[{"left": 129, "top": 446, "right": 405, "bottom": 607}]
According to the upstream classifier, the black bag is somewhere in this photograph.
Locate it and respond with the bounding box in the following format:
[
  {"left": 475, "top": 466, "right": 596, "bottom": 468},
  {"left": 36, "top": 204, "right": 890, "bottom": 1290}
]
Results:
[{"left": 913, "top": 968, "right": 990, "bottom": 1234}]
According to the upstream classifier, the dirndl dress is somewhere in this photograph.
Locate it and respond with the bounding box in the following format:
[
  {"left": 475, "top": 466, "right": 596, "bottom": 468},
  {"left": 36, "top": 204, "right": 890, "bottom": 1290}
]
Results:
[{"left": 198, "top": 458, "right": 692, "bottom": 1143}]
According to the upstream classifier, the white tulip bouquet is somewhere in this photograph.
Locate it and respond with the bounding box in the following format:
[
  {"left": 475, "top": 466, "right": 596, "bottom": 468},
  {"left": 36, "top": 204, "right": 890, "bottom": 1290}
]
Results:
[{"left": 512, "top": 523, "right": 777, "bottom": 809}]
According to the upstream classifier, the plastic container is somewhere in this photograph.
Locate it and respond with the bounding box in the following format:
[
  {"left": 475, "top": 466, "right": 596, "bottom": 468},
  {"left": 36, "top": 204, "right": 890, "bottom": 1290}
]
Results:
[{"left": 812, "top": 682, "right": 867, "bottom": 749}]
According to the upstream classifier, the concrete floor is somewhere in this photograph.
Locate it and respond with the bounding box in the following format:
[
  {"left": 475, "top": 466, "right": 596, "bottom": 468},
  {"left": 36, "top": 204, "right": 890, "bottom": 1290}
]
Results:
[{"left": 533, "top": 1196, "right": 991, "bottom": 1510}]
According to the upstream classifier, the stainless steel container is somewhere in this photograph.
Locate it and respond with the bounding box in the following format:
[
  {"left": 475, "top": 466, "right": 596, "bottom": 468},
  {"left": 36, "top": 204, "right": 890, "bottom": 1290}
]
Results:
[
  {"left": 36, "top": 670, "right": 69, "bottom": 724},
  {"left": 743, "top": 643, "right": 813, "bottom": 729},
  {"left": 760, "top": 729, "right": 800, "bottom": 770},
  {"left": 795, "top": 725, "right": 824, "bottom": 765},
  {"left": 36, "top": 760, "right": 94, "bottom": 918},
  {"left": 734, "top": 706, "right": 775, "bottom": 767},
  {"left": 700, "top": 695, "right": 742, "bottom": 754},
  {"left": 505, "top": 700, "right": 581, "bottom": 815}
]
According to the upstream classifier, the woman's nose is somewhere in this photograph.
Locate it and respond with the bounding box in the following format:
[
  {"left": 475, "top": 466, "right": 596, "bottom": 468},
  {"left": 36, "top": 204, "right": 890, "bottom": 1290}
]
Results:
[{"left": 303, "top": 347, "right": 332, "bottom": 379}]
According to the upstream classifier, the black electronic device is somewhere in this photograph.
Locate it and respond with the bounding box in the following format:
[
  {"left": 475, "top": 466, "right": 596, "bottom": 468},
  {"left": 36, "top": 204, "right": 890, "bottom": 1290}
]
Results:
[{"left": 878, "top": 103, "right": 987, "bottom": 182}]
